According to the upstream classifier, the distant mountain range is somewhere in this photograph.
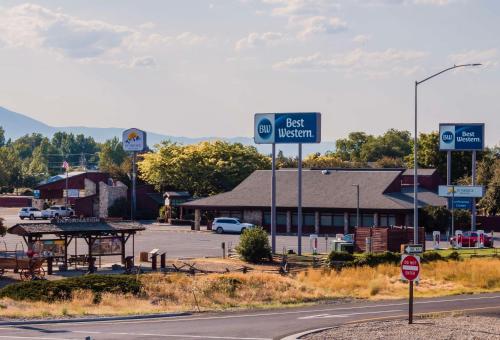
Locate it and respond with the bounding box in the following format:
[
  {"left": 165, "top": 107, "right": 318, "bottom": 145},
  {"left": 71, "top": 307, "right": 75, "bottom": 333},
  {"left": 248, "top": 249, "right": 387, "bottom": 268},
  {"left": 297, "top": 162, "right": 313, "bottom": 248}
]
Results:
[{"left": 0, "top": 106, "right": 336, "bottom": 156}]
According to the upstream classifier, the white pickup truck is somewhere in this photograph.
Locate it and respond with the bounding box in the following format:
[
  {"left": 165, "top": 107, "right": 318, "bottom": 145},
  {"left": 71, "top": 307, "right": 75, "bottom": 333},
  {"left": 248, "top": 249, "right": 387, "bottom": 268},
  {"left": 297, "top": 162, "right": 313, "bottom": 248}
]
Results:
[{"left": 42, "top": 205, "right": 75, "bottom": 219}]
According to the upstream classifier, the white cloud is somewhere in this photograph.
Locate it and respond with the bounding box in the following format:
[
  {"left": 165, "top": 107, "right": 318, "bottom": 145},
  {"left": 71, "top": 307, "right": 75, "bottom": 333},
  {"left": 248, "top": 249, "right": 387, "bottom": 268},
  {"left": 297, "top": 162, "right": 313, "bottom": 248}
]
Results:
[
  {"left": 259, "top": 1, "right": 346, "bottom": 39},
  {"left": 126, "top": 56, "right": 157, "bottom": 68},
  {"left": 273, "top": 48, "right": 428, "bottom": 77},
  {"left": 293, "top": 16, "right": 347, "bottom": 39},
  {"left": 0, "top": 4, "right": 207, "bottom": 65},
  {"left": 262, "top": 0, "right": 341, "bottom": 16},
  {"left": 449, "top": 49, "right": 498, "bottom": 67},
  {"left": 235, "top": 31, "right": 285, "bottom": 50},
  {"left": 353, "top": 34, "right": 370, "bottom": 44},
  {"left": 355, "top": 0, "right": 457, "bottom": 5}
]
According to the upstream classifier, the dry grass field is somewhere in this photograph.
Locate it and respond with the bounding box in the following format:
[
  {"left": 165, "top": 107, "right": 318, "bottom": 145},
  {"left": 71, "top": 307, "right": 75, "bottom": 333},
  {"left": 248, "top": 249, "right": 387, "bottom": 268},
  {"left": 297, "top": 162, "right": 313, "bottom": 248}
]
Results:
[{"left": 0, "top": 257, "right": 499, "bottom": 318}]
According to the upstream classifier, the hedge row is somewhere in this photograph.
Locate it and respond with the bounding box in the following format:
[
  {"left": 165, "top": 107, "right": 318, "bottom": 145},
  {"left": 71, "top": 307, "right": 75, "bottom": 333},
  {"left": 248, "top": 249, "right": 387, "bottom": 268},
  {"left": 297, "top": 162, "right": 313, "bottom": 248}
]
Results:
[
  {"left": 0, "top": 274, "right": 142, "bottom": 302},
  {"left": 327, "top": 250, "right": 460, "bottom": 268}
]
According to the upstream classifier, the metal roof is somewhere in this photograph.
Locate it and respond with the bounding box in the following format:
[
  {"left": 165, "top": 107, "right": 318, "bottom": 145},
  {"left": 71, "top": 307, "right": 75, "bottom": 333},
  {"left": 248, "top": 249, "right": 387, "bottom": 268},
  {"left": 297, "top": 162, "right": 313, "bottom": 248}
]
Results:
[
  {"left": 183, "top": 169, "right": 446, "bottom": 210},
  {"left": 8, "top": 221, "right": 145, "bottom": 236}
]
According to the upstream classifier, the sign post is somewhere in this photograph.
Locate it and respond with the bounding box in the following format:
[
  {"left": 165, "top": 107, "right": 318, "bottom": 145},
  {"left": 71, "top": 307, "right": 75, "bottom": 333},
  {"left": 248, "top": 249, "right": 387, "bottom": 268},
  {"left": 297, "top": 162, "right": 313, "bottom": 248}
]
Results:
[
  {"left": 439, "top": 123, "right": 484, "bottom": 232},
  {"left": 254, "top": 113, "right": 321, "bottom": 255},
  {"left": 401, "top": 254, "right": 420, "bottom": 324},
  {"left": 122, "top": 128, "right": 148, "bottom": 220}
]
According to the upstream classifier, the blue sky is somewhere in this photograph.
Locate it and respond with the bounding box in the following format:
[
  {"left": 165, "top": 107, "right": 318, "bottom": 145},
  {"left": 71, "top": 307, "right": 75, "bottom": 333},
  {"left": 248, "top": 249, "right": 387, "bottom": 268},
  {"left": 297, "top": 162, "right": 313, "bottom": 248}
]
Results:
[{"left": 0, "top": 0, "right": 498, "bottom": 145}]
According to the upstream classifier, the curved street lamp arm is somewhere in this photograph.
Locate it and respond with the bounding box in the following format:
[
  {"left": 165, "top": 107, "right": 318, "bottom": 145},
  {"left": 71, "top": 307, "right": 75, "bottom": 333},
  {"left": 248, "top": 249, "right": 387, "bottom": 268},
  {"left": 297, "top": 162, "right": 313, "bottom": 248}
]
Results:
[{"left": 417, "top": 63, "right": 482, "bottom": 85}]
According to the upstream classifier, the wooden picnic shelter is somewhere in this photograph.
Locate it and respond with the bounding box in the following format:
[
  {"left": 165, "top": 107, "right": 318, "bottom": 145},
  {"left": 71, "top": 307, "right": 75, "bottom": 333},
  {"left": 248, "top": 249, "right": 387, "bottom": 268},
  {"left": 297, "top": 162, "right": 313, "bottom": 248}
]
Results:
[{"left": 8, "top": 220, "right": 145, "bottom": 272}]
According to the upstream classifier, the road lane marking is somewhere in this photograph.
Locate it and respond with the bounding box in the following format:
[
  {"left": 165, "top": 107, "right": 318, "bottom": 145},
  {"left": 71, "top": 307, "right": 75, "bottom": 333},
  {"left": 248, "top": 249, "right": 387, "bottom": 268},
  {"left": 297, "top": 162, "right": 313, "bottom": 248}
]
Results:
[
  {"left": 1, "top": 295, "right": 498, "bottom": 328},
  {"left": 106, "top": 333, "right": 270, "bottom": 340},
  {"left": 74, "top": 294, "right": 499, "bottom": 326},
  {"left": 0, "top": 336, "right": 80, "bottom": 340},
  {"left": 298, "top": 309, "right": 403, "bottom": 320}
]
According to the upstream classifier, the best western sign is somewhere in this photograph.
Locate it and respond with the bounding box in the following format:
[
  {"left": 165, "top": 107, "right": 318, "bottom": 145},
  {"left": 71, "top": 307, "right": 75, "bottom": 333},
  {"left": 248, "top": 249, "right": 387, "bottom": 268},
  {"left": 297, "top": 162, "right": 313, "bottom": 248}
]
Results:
[
  {"left": 439, "top": 123, "right": 484, "bottom": 151},
  {"left": 438, "top": 185, "right": 484, "bottom": 198},
  {"left": 254, "top": 113, "right": 321, "bottom": 144}
]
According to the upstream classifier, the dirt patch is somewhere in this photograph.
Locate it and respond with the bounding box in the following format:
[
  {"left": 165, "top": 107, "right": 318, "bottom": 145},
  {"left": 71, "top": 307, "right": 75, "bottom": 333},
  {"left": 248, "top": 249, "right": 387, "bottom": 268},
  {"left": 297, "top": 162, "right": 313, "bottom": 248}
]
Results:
[{"left": 304, "top": 314, "right": 500, "bottom": 340}]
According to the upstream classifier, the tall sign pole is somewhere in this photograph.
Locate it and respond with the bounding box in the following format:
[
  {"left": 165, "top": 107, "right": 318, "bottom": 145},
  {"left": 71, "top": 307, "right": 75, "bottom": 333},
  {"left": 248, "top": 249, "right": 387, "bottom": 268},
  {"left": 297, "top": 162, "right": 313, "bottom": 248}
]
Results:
[
  {"left": 254, "top": 113, "right": 321, "bottom": 255},
  {"left": 271, "top": 143, "right": 277, "bottom": 253},
  {"left": 132, "top": 151, "right": 137, "bottom": 220},
  {"left": 297, "top": 143, "right": 303, "bottom": 255},
  {"left": 471, "top": 150, "right": 477, "bottom": 231},
  {"left": 123, "top": 128, "right": 148, "bottom": 221}
]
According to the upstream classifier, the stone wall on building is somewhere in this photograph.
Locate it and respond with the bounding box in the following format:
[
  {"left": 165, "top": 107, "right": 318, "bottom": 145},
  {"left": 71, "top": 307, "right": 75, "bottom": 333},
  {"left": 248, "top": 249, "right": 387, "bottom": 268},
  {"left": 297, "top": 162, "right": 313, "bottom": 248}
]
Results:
[
  {"left": 84, "top": 178, "right": 97, "bottom": 196},
  {"left": 98, "top": 181, "right": 128, "bottom": 218},
  {"left": 243, "top": 209, "right": 263, "bottom": 226}
]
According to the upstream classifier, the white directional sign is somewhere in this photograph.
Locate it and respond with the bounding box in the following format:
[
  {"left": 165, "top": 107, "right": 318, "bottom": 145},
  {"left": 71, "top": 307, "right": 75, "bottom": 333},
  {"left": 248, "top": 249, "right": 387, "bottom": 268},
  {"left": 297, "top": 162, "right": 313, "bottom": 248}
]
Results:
[
  {"left": 438, "top": 185, "right": 484, "bottom": 198},
  {"left": 404, "top": 244, "right": 423, "bottom": 254}
]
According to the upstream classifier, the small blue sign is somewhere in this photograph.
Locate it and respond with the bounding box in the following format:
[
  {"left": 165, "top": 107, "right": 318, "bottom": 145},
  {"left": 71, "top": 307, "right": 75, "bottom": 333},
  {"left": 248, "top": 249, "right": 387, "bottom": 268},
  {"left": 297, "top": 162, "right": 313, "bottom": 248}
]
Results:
[
  {"left": 33, "top": 190, "right": 40, "bottom": 199},
  {"left": 439, "top": 123, "right": 484, "bottom": 151},
  {"left": 448, "top": 197, "right": 472, "bottom": 210},
  {"left": 254, "top": 112, "right": 321, "bottom": 144}
]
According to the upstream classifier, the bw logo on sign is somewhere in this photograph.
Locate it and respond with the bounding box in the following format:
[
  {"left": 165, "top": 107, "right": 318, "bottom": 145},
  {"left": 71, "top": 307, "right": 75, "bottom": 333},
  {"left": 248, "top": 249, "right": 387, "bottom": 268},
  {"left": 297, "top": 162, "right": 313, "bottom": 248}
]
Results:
[{"left": 254, "top": 114, "right": 275, "bottom": 143}]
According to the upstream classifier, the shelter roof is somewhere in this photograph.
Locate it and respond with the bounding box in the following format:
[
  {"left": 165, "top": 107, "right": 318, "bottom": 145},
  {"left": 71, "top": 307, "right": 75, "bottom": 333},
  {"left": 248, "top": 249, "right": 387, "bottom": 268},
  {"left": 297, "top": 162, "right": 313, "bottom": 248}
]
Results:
[{"left": 8, "top": 221, "right": 145, "bottom": 236}]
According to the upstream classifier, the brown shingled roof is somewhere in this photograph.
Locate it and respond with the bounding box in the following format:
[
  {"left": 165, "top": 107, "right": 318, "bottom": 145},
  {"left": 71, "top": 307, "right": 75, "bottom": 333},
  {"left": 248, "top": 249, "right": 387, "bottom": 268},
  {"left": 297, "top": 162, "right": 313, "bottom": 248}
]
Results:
[
  {"left": 183, "top": 169, "right": 446, "bottom": 210},
  {"left": 8, "top": 221, "right": 145, "bottom": 236}
]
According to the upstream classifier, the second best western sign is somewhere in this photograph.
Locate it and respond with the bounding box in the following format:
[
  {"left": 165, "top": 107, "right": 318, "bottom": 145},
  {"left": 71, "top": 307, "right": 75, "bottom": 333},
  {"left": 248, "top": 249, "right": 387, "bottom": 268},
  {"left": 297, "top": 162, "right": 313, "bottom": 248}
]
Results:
[
  {"left": 254, "top": 112, "right": 321, "bottom": 144},
  {"left": 439, "top": 123, "right": 484, "bottom": 151}
]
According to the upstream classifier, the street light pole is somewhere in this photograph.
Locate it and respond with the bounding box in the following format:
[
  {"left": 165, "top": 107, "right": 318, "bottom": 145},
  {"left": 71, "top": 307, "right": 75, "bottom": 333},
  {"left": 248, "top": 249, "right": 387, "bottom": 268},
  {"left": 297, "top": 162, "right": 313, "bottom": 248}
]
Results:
[{"left": 413, "top": 63, "right": 481, "bottom": 245}]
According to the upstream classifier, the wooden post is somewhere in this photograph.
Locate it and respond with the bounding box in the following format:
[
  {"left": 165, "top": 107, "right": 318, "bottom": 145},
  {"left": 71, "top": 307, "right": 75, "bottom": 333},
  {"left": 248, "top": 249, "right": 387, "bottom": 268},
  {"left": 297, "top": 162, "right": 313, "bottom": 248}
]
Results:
[
  {"left": 121, "top": 234, "right": 126, "bottom": 264},
  {"left": 160, "top": 253, "right": 166, "bottom": 269}
]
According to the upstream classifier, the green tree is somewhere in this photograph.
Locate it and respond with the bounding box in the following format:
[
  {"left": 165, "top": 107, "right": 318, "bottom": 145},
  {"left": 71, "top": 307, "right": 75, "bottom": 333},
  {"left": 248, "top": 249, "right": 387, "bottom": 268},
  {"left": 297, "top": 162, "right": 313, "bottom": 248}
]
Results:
[
  {"left": 405, "top": 131, "right": 476, "bottom": 182},
  {"left": 98, "top": 137, "right": 131, "bottom": 184},
  {"left": 360, "top": 129, "right": 412, "bottom": 162},
  {"left": 236, "top": 227, "right": 272, "bottom": 262},
  {"left": 0, "top": 126, "right": 5, "bottom": 147},
  {"left": 334, "top": 132, "right": 370, "bottom": 161},
  {"left": 478, "top": 160, "right": 500, "bottom": 215},
  {"left": 0, "top": 217, "right": 5, "bottom": 237},
  {"left": 139, "top": 141, "right": 271, "bottom": 196}
]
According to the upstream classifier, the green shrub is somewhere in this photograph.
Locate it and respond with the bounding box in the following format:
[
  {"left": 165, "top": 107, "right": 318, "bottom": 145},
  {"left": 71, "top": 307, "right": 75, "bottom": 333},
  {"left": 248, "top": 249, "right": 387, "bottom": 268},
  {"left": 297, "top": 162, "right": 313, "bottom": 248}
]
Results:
[
  {"left": 236, "top": 226, "right": 272, "bottom": 263},
  {"left": 447, "top": 251, "right": 461, "bottom": 261},
  {"left": 422, "top": 251, "right": 445, "bottom": 263},
  {"left": 108, "top": 197, "right": 130, "bottom": 218},
  {"left": 0, "top": 275, "right": 141, "bottom": 302},
  {"left": 327, "top": 251, "right": 355, "bottom": 267},
  {"left": 354, "top": 252, "right": 400, "bottom": 267}
]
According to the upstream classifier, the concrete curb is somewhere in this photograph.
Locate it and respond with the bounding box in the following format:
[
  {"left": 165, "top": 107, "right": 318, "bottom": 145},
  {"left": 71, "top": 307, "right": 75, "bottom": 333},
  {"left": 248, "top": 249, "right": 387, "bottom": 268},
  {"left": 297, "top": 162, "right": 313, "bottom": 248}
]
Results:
[
  {"left": 0, "top": 312, "right": 191, "bottom": 326},
  {"left": 280, "top": 327, "right": 333, "bottom": 340}
]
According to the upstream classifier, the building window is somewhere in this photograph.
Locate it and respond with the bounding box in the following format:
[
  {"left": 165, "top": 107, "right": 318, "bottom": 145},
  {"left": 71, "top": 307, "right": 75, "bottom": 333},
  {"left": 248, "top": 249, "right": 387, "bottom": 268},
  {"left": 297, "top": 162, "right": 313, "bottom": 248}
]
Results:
[
  {"left": 362, "top": 214, "right": 374, "bottom": 227},
  {"left": 263, "top": 212, "right": 287, "bottom": 226},
  {"left": 333, "top": 214, "right": 344, "bottom": 227},
  {"left": 277, "top": 212, "right": 287, "bottom": 226},
  {"left": 380, "top": 214, "right": 396, "bottom": 227},
  {"left": 349, "top": 214, "right": 358, "bottom": 227},
  {"left": 292, "top": 213, "right": 298, "bottom": 227},
  {"left": 320, "top": 213, "right": 332, "bottom": 227},
  {"left": 304, "top": 213, "right": 315, "bottom": 227}
]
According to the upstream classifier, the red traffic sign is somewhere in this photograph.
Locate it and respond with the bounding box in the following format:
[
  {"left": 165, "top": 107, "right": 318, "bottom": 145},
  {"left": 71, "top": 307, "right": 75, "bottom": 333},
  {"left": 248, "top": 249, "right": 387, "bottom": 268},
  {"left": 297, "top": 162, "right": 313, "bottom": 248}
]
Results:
[{"left": 401, "top": 254, "right": 420, "bottom": 281}]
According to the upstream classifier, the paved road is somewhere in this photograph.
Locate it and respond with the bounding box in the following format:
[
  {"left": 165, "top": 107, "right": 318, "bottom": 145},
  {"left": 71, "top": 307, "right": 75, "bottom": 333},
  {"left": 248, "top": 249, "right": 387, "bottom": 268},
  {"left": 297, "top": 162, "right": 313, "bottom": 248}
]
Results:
[{"left": 0, "top": 293, "right": 498, "bottom": 339}]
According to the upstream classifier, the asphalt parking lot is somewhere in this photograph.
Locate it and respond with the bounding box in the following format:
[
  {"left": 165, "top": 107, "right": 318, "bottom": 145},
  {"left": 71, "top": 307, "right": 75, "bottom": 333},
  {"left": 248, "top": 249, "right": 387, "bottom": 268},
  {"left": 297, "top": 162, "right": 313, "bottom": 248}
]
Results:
[{"left": 1, "top": 208, "right": 498, "bottom": 264}]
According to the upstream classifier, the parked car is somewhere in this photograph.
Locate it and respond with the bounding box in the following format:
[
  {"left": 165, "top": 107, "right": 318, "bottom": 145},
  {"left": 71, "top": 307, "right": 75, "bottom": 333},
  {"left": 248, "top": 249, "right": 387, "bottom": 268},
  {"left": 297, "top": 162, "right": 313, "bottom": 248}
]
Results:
[
  {"left": 449, "top": 231, "right": 493, "bottom": 248},
  {"left": 42, "top": 205, "right": 75, "bottom": 219},
  {"left": 213, "top": 217, "right": 255, "bottom": 234},
  {"left": 18, "top": 207, "right": 44, "bottom": 220}
]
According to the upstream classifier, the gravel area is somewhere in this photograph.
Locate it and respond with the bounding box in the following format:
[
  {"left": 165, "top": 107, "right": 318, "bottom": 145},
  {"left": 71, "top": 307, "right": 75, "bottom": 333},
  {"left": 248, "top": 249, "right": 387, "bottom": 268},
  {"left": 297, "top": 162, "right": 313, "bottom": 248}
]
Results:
[{"left": 304, "top": 314, "right": 500, "bottom": 340}]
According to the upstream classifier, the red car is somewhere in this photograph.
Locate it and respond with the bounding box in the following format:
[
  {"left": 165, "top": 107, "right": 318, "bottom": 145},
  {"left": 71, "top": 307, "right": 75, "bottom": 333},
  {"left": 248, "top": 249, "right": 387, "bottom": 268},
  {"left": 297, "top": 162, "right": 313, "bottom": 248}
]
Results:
[{"left": 450, "top": 231, "right": 493, "bottom": 248}]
